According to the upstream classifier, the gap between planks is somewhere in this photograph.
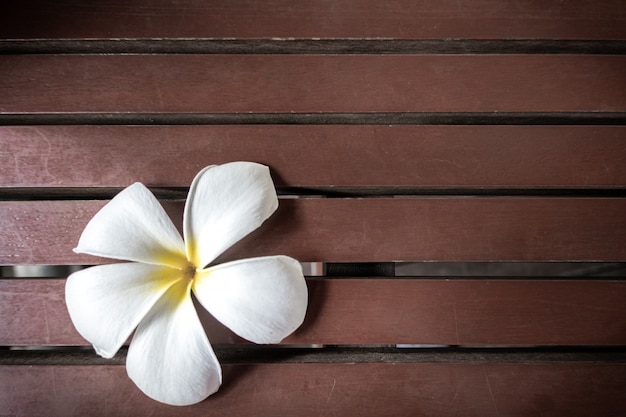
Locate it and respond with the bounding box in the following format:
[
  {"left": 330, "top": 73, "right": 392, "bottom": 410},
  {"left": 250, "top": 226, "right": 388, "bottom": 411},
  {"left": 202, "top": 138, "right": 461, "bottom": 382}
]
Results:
[
  {"left": 4, "top": 263, "right": 626, "bottom": 278},
  {"left": 2, "top": 112, "right": 626, "bottom": 126},
  {"left": 1, "top": 187, "right": 626, "bottom": 201},
  {"left": 2, "top": 346, "right": 626, "bottom": 366},
  {"left": 2, "top": 39, "right": 626, "bottom": 55}
]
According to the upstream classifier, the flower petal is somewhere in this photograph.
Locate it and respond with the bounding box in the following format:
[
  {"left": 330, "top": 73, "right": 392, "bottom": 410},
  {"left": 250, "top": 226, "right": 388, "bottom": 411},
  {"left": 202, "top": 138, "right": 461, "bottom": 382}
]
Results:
[
  {"left": 183, "top": 162, "right": 278, "bottom": 268},
  {"left": 74, "top": 182, "right": 187, "bottom": 268},
  {"left": 126, "top": 279, "right": 221, "bottom": 406},
  {"left": 65, "top": 263, "right": 181, "bottom": 359},
  {"left": 193, "top": 255, "right": 308, "bottom": 344}
]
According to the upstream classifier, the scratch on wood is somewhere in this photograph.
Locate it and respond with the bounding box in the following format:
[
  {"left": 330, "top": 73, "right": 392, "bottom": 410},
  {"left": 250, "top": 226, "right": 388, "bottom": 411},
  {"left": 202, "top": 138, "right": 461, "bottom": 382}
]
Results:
[
  {"left": 451, "top": 386, "right": 459, "bottom": 403},
  {"left": 41, "top": 299, "right": 51, "bottom": 343},
  {"left": 326, "top": 378, "right": 336, "bottom": 404},
  {"left": 452, "top": 296, "right": 460, "bottom": 345},
  {"left": 51, "top": 367, "right": 59, "bottom": 399},
  {"left": 31, "top": 127, "right": 58, "bottom": 184},
  {"left": 431, "top": 157, "right": 466, "bottom": 170},
  {"left": 483, "top": 367, "right": 499, "bottom": 415}
]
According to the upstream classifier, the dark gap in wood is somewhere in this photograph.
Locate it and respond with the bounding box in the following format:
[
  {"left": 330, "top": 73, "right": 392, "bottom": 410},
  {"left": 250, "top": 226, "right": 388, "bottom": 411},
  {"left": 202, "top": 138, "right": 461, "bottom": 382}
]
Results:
[
  {"left": 2, "top": 39, "right": 626, "bottom": 55},
  {"left": 394, "top": 262, "right": 626, "bottom": 278},
  {"left": 4, "top": 263, "right": 625, "bottom": 278},
  {"left": 1, "top": 346, "right": 625, "bottom": 366},
  {"left": 325, "top": 263, "right": 396, "bottom": 277},
  {"left": 1, "top": 112, "right": 625, "bottom": 126},
  {"left": 217, "top": 346, "right": 626, "bottom": 364},
  {"left": 0, "top": 187, "right": 186, "bottom": 201},
  {"left": 283, "top": 187, "right": 626, "bottom": 198},
  {"left": 1, "top": 186, "right": 625, "bottom": 201}
]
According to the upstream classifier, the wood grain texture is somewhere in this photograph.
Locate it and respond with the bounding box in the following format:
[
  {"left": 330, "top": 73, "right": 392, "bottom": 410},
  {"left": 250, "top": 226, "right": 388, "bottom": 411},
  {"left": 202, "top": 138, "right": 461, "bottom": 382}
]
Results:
[
  {"left": 1, "top": 55, "right": 625, "bottom": 114},
  {"left": 1, "top": 125, "right": 625, "bottom": 188},
  {"left": 1, "top": 198, "right": 625, "bottom": 265},
  {"left": 1, "top": 363, "right": 625, "bottom": 416},
  {"left": 0, "top": 0, "right": 624, "bottom": 40},
  {"left": 2, "top": 279, "right": 625, "bottom": 346}
]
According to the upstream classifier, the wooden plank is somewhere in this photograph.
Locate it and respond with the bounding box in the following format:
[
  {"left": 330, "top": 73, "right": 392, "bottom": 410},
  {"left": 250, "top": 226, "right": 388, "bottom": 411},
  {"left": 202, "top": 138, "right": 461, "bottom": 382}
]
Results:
[
  {"left": 1, "top": 125, "right": 625, "bottom": 189},
  {"left": 1, "top": 55, "right": 625, "bottom": 114},
  {"left": 2, "top": 279, "right": 625, "bottom": 346},
  {"left": 1, "top": 198, "right": 625, "bottom": 265},
  {"left": 1, "top": 362, "right": 624, "bottom": 416},
  {"left": 0, "top": 0, "right": 624, "bottom": 40}
]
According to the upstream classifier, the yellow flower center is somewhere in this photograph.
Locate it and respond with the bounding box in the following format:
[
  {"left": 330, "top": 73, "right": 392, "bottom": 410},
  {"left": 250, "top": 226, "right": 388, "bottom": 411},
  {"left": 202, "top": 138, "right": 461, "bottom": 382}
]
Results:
[{"left": 182, "top": 263, "right": 197, "bottom": 281}]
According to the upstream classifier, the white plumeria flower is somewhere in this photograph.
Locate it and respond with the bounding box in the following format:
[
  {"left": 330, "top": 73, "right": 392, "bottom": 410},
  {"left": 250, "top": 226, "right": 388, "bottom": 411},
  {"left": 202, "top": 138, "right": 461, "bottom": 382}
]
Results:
[{"left": 65, "top": 162, "right": 308, "bottom": 406}]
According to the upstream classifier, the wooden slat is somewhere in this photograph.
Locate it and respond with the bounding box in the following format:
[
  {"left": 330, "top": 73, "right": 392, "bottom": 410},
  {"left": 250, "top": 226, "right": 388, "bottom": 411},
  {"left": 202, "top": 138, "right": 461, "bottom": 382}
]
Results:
[
  {"left": 1, "top": 363, "right": 625, "bottom": 416},
  {"left": 1, "top": 125, "right": 625, "bottom": 189},
  {"left": 1, "top": 198, "right": 625, "bottom": 265},
  {"left": 2, "top": 279, "right": 625, "bottom": 346},
  {"left": 0, "top": 0, "right": 624, "bottom": 40},
  {"left": 1, "top": 55, "right": 625, "bottom": 114}
]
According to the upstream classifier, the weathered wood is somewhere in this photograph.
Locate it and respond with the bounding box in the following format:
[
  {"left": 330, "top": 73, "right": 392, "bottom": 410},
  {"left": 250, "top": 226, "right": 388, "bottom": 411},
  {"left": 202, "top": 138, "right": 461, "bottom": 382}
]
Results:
[
  {"left": 0, "top": 0, "right": 623, "bottom": 415},
  {"left": 2, "top": 279, "right": 625, "bottom": 346},
  {"left": 1, "top": 55, "right": 625, "bottom": 114},
  {"left": 0, "top": 0, "right": 624, "bottom": 40},
  {"left": 1, "top": 363, "right": 625, "bottom": 416},
  {"left": 1, "top": 125, "right": 625, "bottom": 189},
  {"left": 1, "top": 198, "right": 625, "bottom": 265}
]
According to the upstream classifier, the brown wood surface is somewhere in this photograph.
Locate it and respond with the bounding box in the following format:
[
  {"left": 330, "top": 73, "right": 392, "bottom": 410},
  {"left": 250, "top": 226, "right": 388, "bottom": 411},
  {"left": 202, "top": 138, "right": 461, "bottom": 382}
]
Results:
[
  {"left": 2, "top": 278, "right": 625, "bottom": 346},
  {"left": 0, "top": 0, "right": 624, "bottom": 40},
  {"left": 1, "top": 362, "right": 625, "bottom": 416},
  {"left": 1, "top": 125, "right": 625, "bottom": 189},
  {"left": 1, "top": 1, "right": 624, "bottom": 416},
  {"left": 1, "top": 55, "right": 625, "bottom": 114},
  {"left": 1, "top": 198, "right": 625, "bottom": 265}
]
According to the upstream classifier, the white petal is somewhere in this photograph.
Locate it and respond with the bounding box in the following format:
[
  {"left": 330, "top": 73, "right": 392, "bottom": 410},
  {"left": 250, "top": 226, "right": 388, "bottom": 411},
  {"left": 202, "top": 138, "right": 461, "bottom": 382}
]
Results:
[
  {"left": 183, "top": 162, "right": 278, "bottom": 268},
  {"left": 193, "top": 256, "right": 308, "bottom": 344},
  {"left": 75, "top": 182, "right": 187, "bottom": 268},
  {"left": 65, "top": 263, "right": 181, "bottom": 359},
  {"left": 127, "top": 279, "right": 221, "bottom": 406}
]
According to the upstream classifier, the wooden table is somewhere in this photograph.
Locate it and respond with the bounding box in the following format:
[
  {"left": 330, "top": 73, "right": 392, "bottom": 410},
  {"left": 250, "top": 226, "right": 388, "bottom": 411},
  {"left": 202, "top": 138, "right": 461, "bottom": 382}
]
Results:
[{"left": 1, "top": 1, "right": 625, "bottom": 415}]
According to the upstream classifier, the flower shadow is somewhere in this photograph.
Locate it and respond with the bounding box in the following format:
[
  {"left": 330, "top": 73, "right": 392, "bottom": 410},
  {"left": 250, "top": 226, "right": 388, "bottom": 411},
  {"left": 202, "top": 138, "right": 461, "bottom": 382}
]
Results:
[{"left": 285, "top": 277, "right": 328, "bottom": 344}]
